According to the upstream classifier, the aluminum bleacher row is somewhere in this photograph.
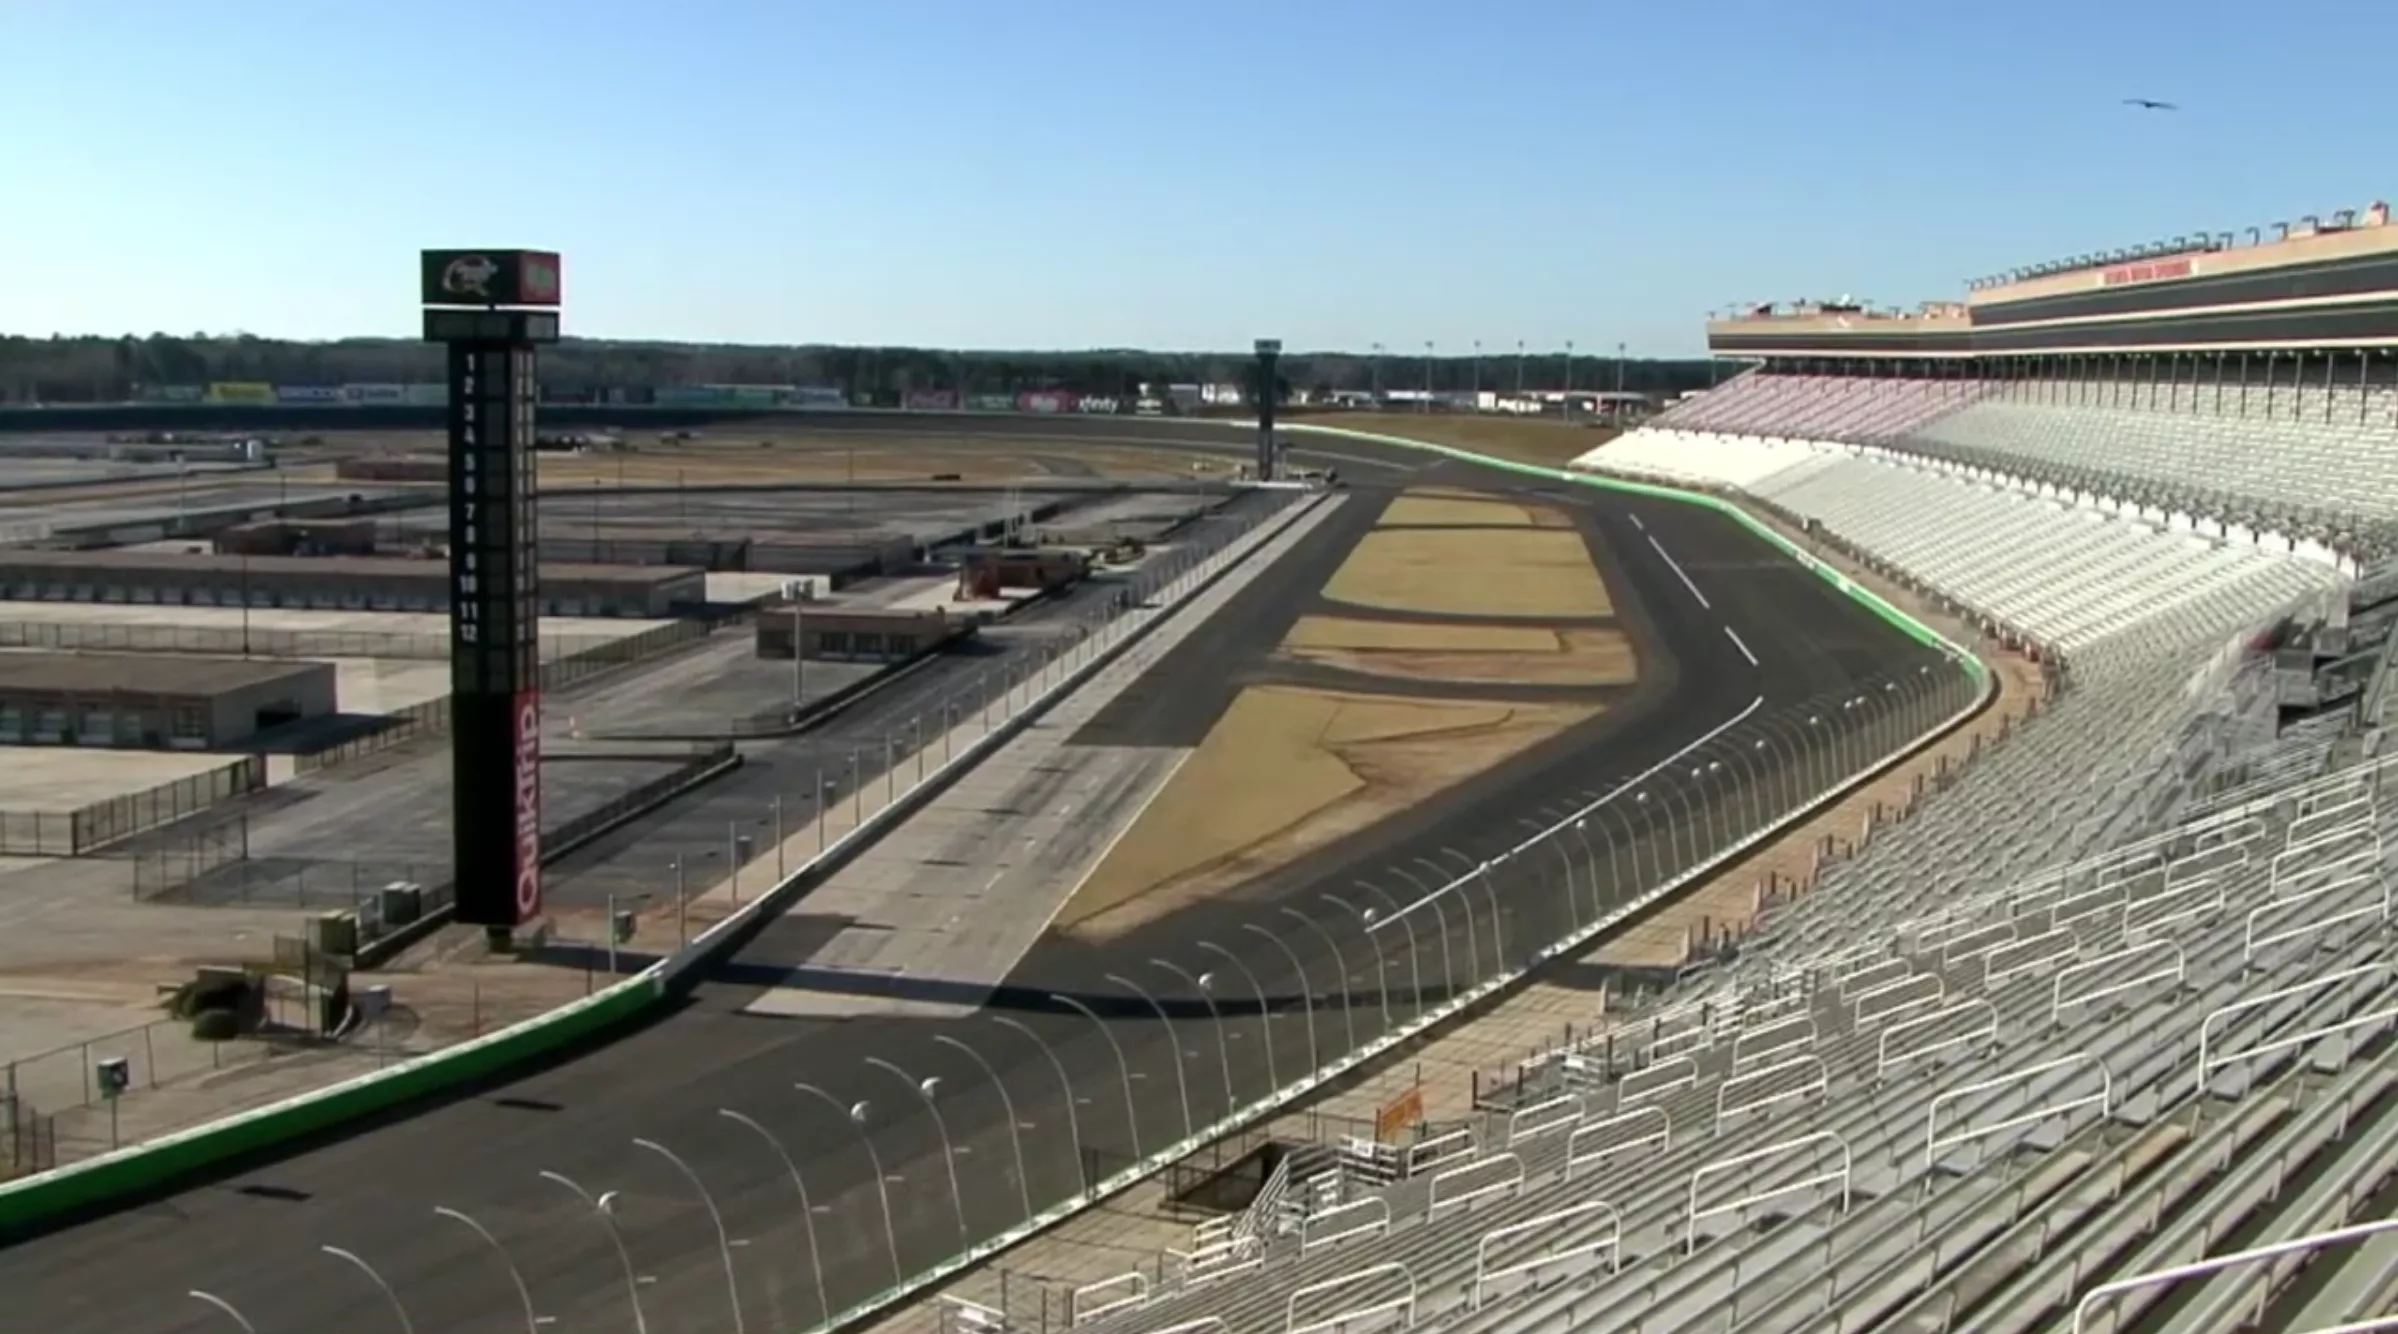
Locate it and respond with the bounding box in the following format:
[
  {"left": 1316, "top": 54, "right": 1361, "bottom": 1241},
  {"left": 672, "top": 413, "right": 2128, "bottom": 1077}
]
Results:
[
  {"left": 1653, "top": 371, "right": 2398, "bottom": 559},
  {"left": 1061, "top": 756, "right": 2398, "bottom": 1334},
  {"left": 1579, "top": 429, "right": 2343, "bottom": 661}
]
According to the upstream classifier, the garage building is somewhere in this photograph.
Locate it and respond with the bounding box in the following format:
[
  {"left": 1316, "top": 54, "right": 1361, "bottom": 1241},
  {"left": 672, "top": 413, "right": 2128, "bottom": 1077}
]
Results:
[
  {"left": 0, "top": 551, "right": 704, "bottom": 617},
  {"left": 0, "top": 653, "right": 337, "bottom": 748},
  {"left": 755, "top": 607, "right": 970, "bottom": 663}
]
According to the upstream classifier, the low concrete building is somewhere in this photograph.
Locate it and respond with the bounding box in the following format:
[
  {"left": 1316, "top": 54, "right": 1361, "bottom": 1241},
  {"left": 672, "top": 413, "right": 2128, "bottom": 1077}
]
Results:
[
  {"left": 957, "top": 547, "right": 1088, "bottom": 598},
  {"left": 0, "top": 550, "right": 704, "bottom": 618},
  {"left": 0, "top": 653, "right": 337, "bottom": 748},
  {"left": 755, "top": 607, "right": 970, "bottom": 664},
  {"left": 213, "top": 517, "right": 379, "bottom": 557}
]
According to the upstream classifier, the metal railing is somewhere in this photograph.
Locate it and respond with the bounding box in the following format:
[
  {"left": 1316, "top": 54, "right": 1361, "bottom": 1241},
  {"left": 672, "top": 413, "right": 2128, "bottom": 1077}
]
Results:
[{"left": 0, "top": 754, "right": 264, "bottom": 856}]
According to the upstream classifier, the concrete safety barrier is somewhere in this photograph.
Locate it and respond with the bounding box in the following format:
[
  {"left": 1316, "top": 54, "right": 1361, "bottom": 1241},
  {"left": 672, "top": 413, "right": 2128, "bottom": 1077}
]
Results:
[{"left": 0, "top": 488, "right": 1326, "bottom": 1235}]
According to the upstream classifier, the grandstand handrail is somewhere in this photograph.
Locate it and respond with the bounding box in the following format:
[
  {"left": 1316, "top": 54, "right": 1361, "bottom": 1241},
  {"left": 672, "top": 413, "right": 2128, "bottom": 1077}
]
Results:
[
  {"left": 2071, "top": 1217, "right": 2398, "bottom": 1334},
  {"left": 1067, "top": 1272, "right": 1147, "bottom": 1328},
  {"left": 1685, "top": 1129, "right": 1854, "bottom": 1254},
  {"left": 2196, "top": 962, "right": 2398, "bottom": 1098},
  {"left": 1926, "top": 1051, "right": 2113, "bottom": 1171},
  {"left": 1284, "top": 1260, "right": 1416, "bottom": 1334},
  {"left": 1468, "top": 1198, "right": 1622, "bottom": 1310}
]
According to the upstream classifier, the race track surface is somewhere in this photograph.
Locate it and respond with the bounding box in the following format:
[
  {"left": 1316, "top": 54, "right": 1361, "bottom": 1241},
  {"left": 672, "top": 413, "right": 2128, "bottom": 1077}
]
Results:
[{"left": 0, "top": 422, "right": 1953, "bottom": 1334}]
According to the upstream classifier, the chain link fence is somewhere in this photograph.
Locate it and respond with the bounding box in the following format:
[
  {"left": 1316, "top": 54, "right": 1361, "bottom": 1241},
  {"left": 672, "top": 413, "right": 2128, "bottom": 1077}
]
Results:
[
  {"left": 0, "top": 619, "right": 631, "bottom": 663},
  {"left": 0, "top": 755, "right": 264, "bottom": 856},
  {"left": 0, "top": 1093, "right": 52, "bottom": 1179}
]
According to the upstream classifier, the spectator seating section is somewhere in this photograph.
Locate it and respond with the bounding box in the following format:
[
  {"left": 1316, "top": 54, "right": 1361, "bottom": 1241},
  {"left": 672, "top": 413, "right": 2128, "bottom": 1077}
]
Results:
[
  {"left": 1065, "top": 734, "right": 2398, "bottom": 1334},
  {"left": 1906, "top": 385, "right": 2398, "bottom": 548},
  {"left": 1657, "top": 374, "right": 1984, "bottom": 443},
  {"left": 1578, "top": 430, "right": 2342, "bottom": 661}
]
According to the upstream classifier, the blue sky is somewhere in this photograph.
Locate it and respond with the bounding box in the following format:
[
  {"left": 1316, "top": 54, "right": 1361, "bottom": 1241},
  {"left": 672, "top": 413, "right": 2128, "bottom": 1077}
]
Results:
[{"left": 3, "top": 0, "right": 2390, "bottom": 355}]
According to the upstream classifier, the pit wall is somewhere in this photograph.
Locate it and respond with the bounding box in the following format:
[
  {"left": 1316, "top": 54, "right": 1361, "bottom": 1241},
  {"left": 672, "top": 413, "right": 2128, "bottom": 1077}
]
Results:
[{"left": 0, "top": 427, "right": 1991, "bottom": 1330}]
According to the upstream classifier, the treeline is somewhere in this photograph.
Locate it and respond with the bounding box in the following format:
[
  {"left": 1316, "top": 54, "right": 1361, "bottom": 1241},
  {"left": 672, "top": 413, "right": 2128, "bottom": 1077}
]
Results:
[{"left": 0, "top": 333, "right": 1725, "bottom": 404}]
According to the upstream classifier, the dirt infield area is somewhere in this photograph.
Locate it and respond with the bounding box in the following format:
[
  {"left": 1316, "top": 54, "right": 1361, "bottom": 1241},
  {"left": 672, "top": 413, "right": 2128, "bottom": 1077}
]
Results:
[
  {"left": 1301, "top": 412, "right": 1623, "bottom": 466},
  {"left": 1283, "top": 617, "right": 1637, "bottom": 688},
  {"left": 535, "top": 435, "right": 1228, "bottom": 487},
  {"left": 1325, "top": 527, "right": 1613, "bottom": 618},
  {"left": 1057, "top": 686, "right": 1599, "bottom": 938},
  {"left": 1058, "top": 484, "right": 1638, "bottom": 940}
]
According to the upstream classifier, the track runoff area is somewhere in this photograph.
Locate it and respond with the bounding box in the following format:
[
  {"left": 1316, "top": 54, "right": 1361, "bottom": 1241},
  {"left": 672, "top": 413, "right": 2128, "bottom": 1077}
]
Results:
[{"left": 0, "top": 416, "right": 1968, "bottom": 1334}]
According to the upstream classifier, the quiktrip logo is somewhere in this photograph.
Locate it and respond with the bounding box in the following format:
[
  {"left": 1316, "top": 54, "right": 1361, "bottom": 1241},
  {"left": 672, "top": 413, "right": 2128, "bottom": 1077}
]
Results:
[{"left": 513, "top": 692, "right": 543, "bottom": 920}]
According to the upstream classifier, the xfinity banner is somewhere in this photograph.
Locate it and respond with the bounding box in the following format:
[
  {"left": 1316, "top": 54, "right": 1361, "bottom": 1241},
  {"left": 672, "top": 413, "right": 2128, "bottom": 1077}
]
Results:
[
  {"left": 342, "top": 383, "right": 409, "bottom": 403},
  {"left": 1076, "top": 396, "right": 1121, "bottom": 414}
]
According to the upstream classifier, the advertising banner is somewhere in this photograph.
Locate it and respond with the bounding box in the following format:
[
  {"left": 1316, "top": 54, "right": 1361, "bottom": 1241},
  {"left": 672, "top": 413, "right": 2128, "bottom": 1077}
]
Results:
[
  {"left": 140, "top": 385, "right": 206, "bottom": 403},
  {"left": 275, "top": 385, "right": 344, "bottom": 404},
  {"left": 1076, "top": 396, "right": 1122, "bottom": 414},
  {"left": 785, "top": 386, "right": 847, "bottom": 411},
  {"left": 969, "top": 393, "right": 1018, "bottom": 412},
  {"left": 341, "top": 383, "right": 408, "bottom": 404},
  {"left": 400, "top": 383, "right": 449, "bottom": 406},
  {"left": 713, "top": 385, "right": 786, "bottom": 408},
  {"left": 904, "top": 389, "right": 960, "bottom": 411},
  {"left": 511, "top": 688, "right": 543, "bottom": 921},
  {"left": 1016, "top": 390, "right": 1081, "bottom": 414},
  {"left": 203, "top": 382, "right": 276, "bottom": 405}
]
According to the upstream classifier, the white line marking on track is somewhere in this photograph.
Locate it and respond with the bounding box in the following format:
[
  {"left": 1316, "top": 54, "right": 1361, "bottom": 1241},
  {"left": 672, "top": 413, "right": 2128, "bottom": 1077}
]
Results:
[
  {"left": 1371, "top": 693, "right": 1765, "bottom": 933},
  {"left": 1646, "top": 534, "right": 1711, "bottom": 609},
  {"left": 1724, "top": 625, "right": 1759, "bottom": 666},
  {"left": 1629, "top": 513, "right": 1645, "bottom": 532}
]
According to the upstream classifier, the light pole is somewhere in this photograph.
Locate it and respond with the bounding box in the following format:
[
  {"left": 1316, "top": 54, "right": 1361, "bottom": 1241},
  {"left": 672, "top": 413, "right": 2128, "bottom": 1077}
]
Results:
[
  {"left": 713, "top": 1112, "right": 826, "bottom": 1328},
  {"left": 1198, "top": 941, "right": 1279, "bottom": 1090},
  {"left": 434, "top": 1205, "right": 543, "bottom": 1334},
  {"left": 187, "top": 1291, "right": 259, "bottom": 1334},
  {"left": 539, "top": 1169, "right": 650, "bottom": 1334},
  {"left": 794, "top": 1081, "right": 903, "bottom": 1285},
  {"left": 1567, "top": 816, "right": 1599, "bottom": 920},
  {"left": 1050, "top": 993, "right": 1144, "bottom": 1168},
  {"left": 1282, "top": 905, "right": 1362, "bottom": 1049},
  {"left": 632, "top": 1138, "right": 745, "bottom": 1334},
  {"left": 993, "top": 1016, "right": 1088, "bottom": 1194},
  {"left": 865, "top": 1057, "right": 969, "bottom": 1246},
  {"left": 1352, "top": 884, "right": 1421, "bottom": 1020},
  {"left": 933, "top": 1034, "right": 1034, "bottom": 1223},
  {"left": 1515, "top": 339, "right": 1526, "bottom": 396},
  {"left": 322, "top": 1245, "right": 416, "bottom": 1334},
  {"left": 1106, "top": 972, "right": 1193, "bottom": 1142},
  {"left": 1422, "top": 340, "right": 1434, "bottom": 411},
  {"left": 1152, "top": 960, "right": 1235, "bottom": 1115}
]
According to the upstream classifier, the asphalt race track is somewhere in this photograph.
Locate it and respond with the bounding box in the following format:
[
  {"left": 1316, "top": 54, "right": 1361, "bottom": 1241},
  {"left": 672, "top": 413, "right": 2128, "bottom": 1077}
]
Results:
[{"left": 0, "top": 420, "right": 1966, "bottom": 1334}]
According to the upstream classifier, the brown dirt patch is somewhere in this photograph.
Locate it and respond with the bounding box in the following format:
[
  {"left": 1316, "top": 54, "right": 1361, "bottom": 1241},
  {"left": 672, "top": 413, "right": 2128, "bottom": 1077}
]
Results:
[
  {"left": 1286, "top": 626, "right": 1637, "bottom": 688},
  {"left": 1325, "top": 528, "right": 1612, "bottom": 619},
  {"left": 1060, "top": 686, "right": 1599, "bottom": 940},
  {"left": 1380, "top": 494, "right": 1537, "bottom": 528},
  {"left": 1284, "top": 616, "right": 1560, "bottom": 653},
  {"left": 1303, "top": 413, "right": 1623, "bottom": 467}
]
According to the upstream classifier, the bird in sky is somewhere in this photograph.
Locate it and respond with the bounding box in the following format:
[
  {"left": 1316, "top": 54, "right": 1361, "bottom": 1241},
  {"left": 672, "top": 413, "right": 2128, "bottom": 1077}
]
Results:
[{"left": 2123, "top": 98, "right": 2179, "bottom": 111}]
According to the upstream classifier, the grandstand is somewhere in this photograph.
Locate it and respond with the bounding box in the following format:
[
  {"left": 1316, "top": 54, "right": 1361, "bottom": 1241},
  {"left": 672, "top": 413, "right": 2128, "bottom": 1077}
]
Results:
[{"left": 1021, "top": 207, "right": 2398, "bottom": 1334}]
